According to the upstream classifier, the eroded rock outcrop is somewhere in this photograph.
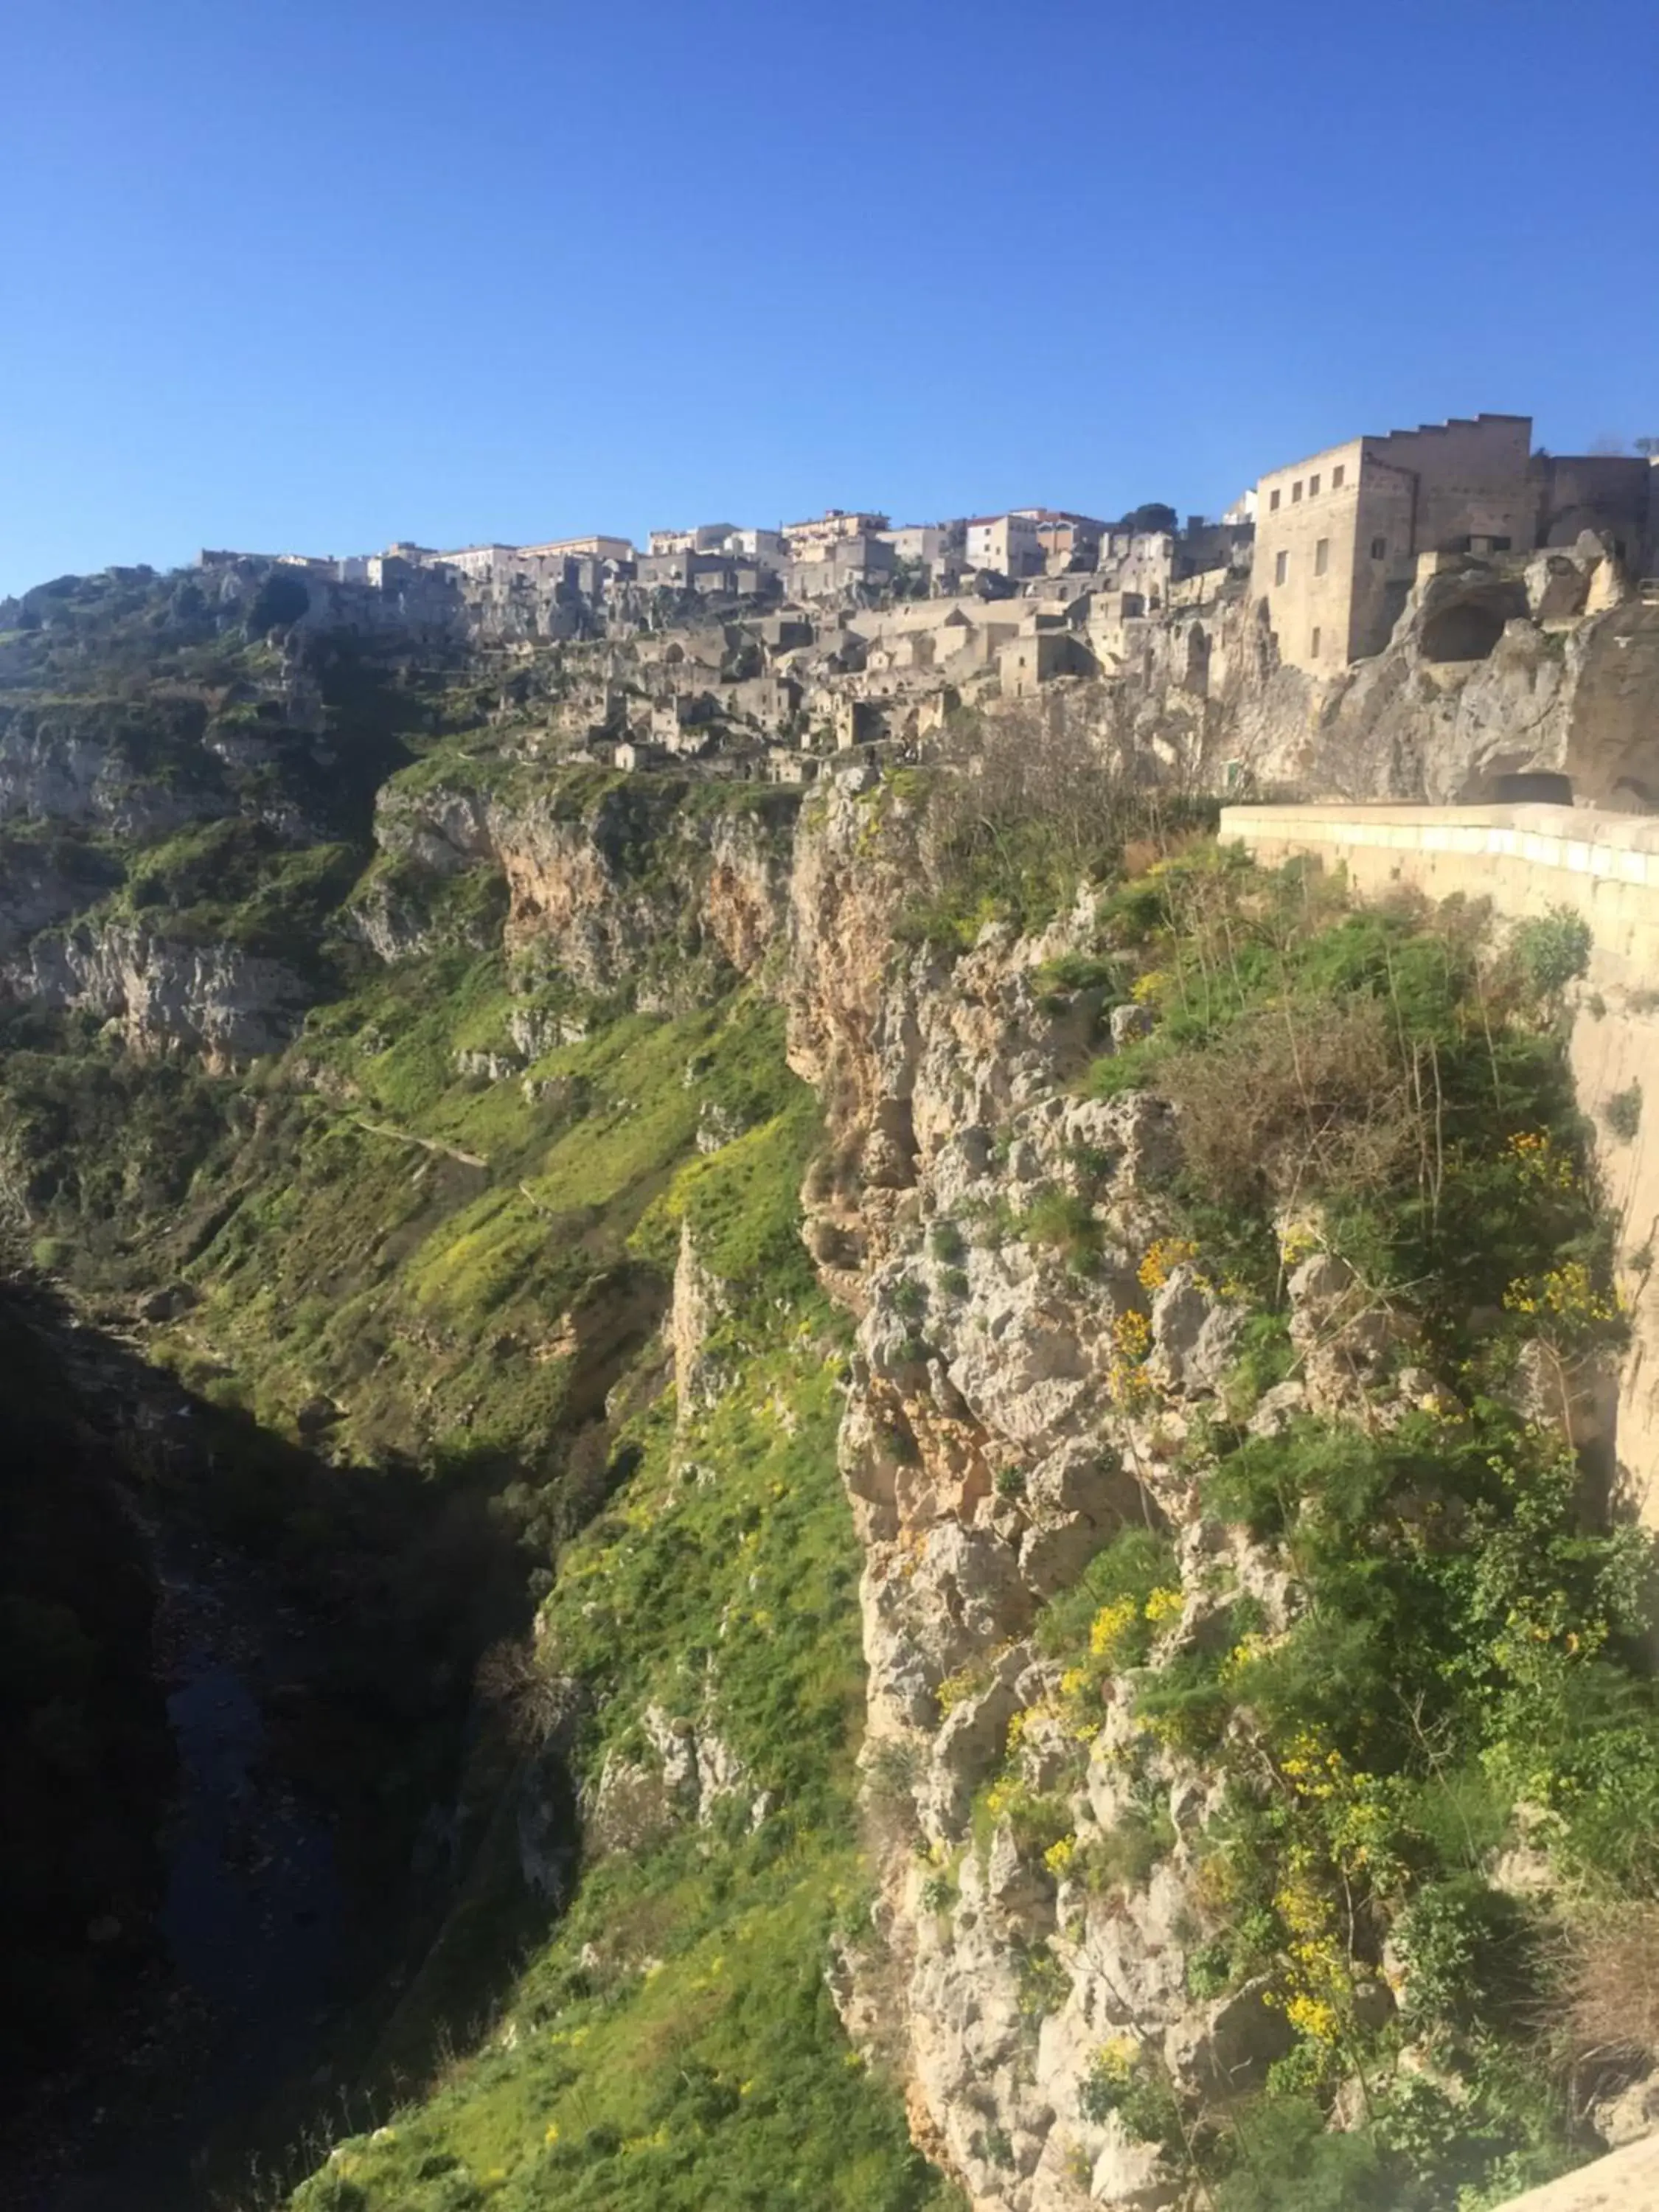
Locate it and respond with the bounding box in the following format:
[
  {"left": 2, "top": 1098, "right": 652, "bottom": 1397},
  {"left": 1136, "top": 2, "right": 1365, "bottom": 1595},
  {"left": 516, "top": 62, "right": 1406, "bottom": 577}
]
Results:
[
  {"left": 13, "top": 919, "right": 310, "bottom": 1062},
  {"left": 371, "top": 772, "right": 801, "bottom": 1001}
]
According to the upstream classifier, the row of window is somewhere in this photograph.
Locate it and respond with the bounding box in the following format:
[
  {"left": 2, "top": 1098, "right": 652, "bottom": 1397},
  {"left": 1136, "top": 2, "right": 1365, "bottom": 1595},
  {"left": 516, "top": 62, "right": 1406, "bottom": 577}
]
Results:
[
  {"left": 1268, "top": 461, "right": 1348, "bottom": 512},
  {"left": 1272, "top": 534, "right": 1388, "bottom": 585}
]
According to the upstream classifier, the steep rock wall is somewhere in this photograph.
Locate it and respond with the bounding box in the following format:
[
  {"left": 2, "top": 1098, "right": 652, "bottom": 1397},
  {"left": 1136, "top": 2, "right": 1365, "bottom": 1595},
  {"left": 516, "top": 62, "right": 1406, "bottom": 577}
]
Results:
[
  {"left": 784, "top": 773, "right": 1295, "bottom": 2208},
  {"left": 372, "top": 771, "right": 801, "bottom": 999},
  {"left": 1100, "top": 541, "right": 1659, "bottom": 808}
]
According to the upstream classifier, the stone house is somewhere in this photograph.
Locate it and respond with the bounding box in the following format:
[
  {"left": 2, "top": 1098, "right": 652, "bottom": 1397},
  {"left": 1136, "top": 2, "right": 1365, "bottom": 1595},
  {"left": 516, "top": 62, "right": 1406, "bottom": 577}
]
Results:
[
  {"left": 965, "top": 512, "right": 1043, "bottom": 578},
  {"left": 723, "top": 673, "right": 803, "bottom": 730},
  {"left": 833, "top": 698, "right": 886, "bottom": 750},
  {"left": 1026, "top": 509, "right": 1106, "bottom": 571},
  {"left": 876, "top": 521, "right": 967, "bottom": 581},
  {"left": 1097, "top": 532, "right": 1175, "bottom": 609},
  {"left": 1247, "top": 412, "right": 1655, "bottom": 677},
  {"left": 785, "top": 537, "right": 897, "bottom": 598},
  {"left": 648, "top": 524, "right": 739, "bottom": 556},
  {"left": 751, "top": 614, "right": 814, "bottom": 653},
  {"left": 998, "top": 630, "right": 1096, "bottom": 699},
  {"left": 650, "top": 692, "right": 719, "bottom": 750},
  {"left": 521, "top": 534, "right": 634, "bottom": 564},
  {"left": 725, "top": 527, "right": 788, "bottom": 569},
  {"left": 768, "top": 747, "right": 817, "bottom": 785},
  {"left": 783, "top": 509, "right": 891, "bottom": 560}
]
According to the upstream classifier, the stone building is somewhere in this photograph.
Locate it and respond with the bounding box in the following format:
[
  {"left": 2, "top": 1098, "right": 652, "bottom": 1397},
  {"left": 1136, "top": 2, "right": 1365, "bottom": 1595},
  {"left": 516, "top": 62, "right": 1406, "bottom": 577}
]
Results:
[
  {"left": 1251, "top": 413, "right": 1657, "bottom": 678},
  {"left": 1026, "top": 509, "right": 1105, "bottom": 571},
  {"left": 649, "top": 524, "right": 739, "bottom": 556},
  {"left": 998, "top": 630, "right": 1096, "bottom": 698},
  {"left": 785, "top": 536, "right": 896, "bottom": 599},
  {"left": 782, "top": 509, "right": 891, "bottom": 560},
  {"left": 521, "top": 534, "right": 635, "bottom": 564},
  {"left": 964, "top": 512, "right": 1043, "bottom": 578}
]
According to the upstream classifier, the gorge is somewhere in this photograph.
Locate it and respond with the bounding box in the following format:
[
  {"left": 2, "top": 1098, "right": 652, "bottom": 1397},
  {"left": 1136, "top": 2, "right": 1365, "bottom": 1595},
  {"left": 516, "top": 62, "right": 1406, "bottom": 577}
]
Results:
[{"left": 5, "top": 561, "right": 1659, "bottom": 2212}]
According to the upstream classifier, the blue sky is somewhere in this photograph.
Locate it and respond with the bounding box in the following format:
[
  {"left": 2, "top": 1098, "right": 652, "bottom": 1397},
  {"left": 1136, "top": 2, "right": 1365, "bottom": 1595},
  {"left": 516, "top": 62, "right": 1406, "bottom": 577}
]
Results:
[{"left": 4, "top": 0, "right": 1656, "bottom": 596}]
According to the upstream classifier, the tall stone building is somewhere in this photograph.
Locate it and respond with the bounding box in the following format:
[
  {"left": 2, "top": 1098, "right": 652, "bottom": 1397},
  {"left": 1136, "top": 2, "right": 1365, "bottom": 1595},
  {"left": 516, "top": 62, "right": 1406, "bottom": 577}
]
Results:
[{"left": 1251, "top": 412, "right": 1653, "bottom": 675}]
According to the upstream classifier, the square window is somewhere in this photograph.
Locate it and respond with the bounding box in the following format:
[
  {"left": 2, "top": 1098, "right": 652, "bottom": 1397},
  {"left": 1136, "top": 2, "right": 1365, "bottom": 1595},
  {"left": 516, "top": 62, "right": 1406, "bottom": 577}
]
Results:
[
  {"left": 1311, "top": 627, "right": 1321, "bottom": 658},
  {"left": 1332, "top": 464, "right": 1346, "bottom": 490},
  {"left": 1292, "top": 481, "right": 1304, "bottom": 503},
  {"left": 1270, "top": 489, "right": 1281, "bottom": 512},
  {"left": 1274, "top": 550, "right": 1289, "bottom": 585},
  {"left": 1315, "top": 537, "right": 1329, "bottom": 577},
  {"left": 1370, "top": 536, "right": 1387, "bottom": 560},
  {"left": 1310, "top": 474, "right": 1321, "bottom": 496}
]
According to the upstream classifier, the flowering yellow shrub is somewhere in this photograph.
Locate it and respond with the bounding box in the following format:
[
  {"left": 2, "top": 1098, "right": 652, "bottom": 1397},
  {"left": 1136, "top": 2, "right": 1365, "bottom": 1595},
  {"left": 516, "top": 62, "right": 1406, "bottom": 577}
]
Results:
[
  {"left": 1138, "top": 1237, "right": 1199, "bottom": 1293},
  {"left": 1279, "top": 1731, "right": 1346, "bottom": 1802},
  {"left": 1043, "top": 1834, "right": 1076, "bottom": 1877},
  {"left": 1131, "top": 970, "right": 1169, "bottom": 1006},
  {"left": 1284, "top": 1992, "right": 1341, "bottom": 2042},
  {"left": 1507, "top": 1129, "right": 1578, "bottom": 1196},
  {"left": 1090, "top": 1596, "right": 1142, "bottom": 1662},
  {"left": 1107, "top": 1306, "right": 1155, "bottom": 1408},
  {"left": 936, "top": 1664, "right": 984, "bottom": 1715},
  {"left": 1092, "top": 2034, "right": 1139, "bottom": 2085},
  {"left": 1143, "top": 1585, "right": 1184, "bottom": 1630},
  {"left": 1503, "top": 1258, "right": 1621, "bottom": 1329},
  {"left": 1219, "top": 1630, "right": 1275, "bottom": 1684},
  {"left": 1279, "top": 1219, "right": 1322, "bottom": 1268}
]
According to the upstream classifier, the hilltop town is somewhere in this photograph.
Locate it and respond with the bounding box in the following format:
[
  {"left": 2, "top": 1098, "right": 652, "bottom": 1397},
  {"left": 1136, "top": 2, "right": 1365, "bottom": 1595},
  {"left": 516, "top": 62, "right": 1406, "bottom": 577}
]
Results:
[{"left": 165, "top": 411, "right": 1659, "bottom": 804}]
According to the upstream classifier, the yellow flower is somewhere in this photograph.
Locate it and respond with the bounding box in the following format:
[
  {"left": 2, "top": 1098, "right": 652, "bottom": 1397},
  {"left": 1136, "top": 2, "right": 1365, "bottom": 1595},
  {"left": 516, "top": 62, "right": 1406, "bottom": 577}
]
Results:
[
  {"left": 1091, "top": 2034, "right": 1139, "bottom": 2085},
  {"left": 1044, "top": 1835, "right": 1076, "bottom": 1877},
  {"left": 1138, "top": 1237, "right": 1199, "bottom": 1293},
  {"left": 545, "top": 2123, "right": 560, "bottom": 2145},
  {"left": 1090, "top": 1596, "right": 1142, "bottom": 1663},
  {"left": 1284, "top": 1992, "right": 1341, "bottom": 2042},
  {"left": 1144, "top": 1585, "right": 1184, "bottom": 1629}
]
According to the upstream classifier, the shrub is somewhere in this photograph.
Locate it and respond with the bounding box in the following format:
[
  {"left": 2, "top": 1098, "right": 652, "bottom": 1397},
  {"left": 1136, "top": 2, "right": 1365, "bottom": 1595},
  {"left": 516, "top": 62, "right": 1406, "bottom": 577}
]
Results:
[
  {"left": 1604, "top": 1081, "right": 1643, "bottom": 1141},
  {"left": 1078, "top": 2037, "right": 1184, "bottom": 2151},
  {"left": 894, "top": 704, "right": 1214, "bottom": 949},
  {"left": 1513, "top": 908, "right": 1592, "bottom": 998},
  {"left": 1156, "top": 995, "right": 1414, "bottom": 1209},
  {"left": 1076, "top": 1807, "right": 1176, "bottom": 1896},
  {"left": 928, "top": 1219, "right": 966, "bottom": 1265},
  {"left": 1020, "top": 1186, "right": 1101, "bottom": 1268},
  {"left": 1391, "top": 1876, "right": 1537, "bottom": 2033},
  {"left": 1557, "top": 1902, "right": 1659, "bottom": 2065}
]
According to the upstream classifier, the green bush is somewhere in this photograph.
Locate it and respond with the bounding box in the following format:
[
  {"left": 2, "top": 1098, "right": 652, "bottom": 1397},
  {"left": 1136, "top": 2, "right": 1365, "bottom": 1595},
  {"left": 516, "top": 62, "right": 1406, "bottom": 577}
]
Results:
[
  {"left": 1391, "top": 1876, "right": 1536, "bottom": 2033},
  {"left": 1019, "top": 1186, "right": 1101, "bottom": 1269},
  {"left": 1604, "top": 1081, "right": 1643, "bottom": 1141},
  {"left": 1513, "top": 908, "right": 1592, "bottom": 997}
]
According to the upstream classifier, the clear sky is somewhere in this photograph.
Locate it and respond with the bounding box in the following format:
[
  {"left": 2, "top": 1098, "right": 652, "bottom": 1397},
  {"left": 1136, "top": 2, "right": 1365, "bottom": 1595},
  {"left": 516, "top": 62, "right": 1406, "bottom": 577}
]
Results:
[{"left": 4, "top": 0, "right": 1656, "bottom": 596}]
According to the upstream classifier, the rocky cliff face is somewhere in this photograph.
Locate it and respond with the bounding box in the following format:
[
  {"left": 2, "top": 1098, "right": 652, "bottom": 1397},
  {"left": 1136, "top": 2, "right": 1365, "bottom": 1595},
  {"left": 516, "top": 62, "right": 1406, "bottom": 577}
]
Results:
[
  {"left": 367, "top": 767, "right": 801, "bottom": 1004},
  {"left": 776, "top": 768, "right": 1646, "bottom": 2211},
  {"left": 1105, "top": 533, "right": 1659, "bottom": 809},
  {"left": 16, "top": 919, "right": 312, "bottom": 1062},
  {"left": 783, "top": 778, "right": 1253, "bottom": 2207}
]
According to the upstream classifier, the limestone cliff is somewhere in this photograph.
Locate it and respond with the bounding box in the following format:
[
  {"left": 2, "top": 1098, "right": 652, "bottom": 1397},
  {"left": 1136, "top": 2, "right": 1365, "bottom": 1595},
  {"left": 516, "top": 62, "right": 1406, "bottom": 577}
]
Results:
[
  {"left": 1099, "top": 532, "right": 1659, "bottom": 809},
  {"left": 781, "top": 768, "right": 1656, "bottom": 2211}
]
